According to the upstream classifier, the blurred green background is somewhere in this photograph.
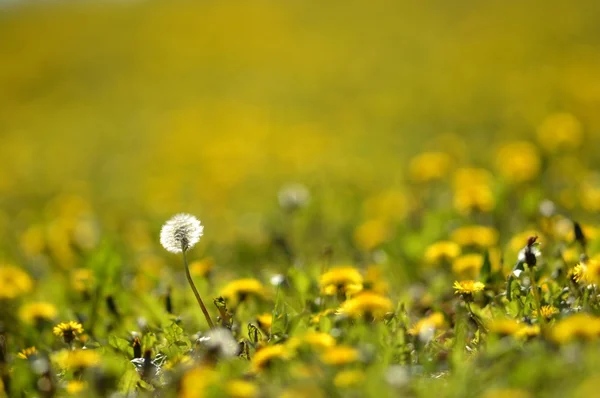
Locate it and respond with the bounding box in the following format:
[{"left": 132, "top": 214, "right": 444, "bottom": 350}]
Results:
[{"left": 1, "top": 0, "right": 599, "bottom": 263}]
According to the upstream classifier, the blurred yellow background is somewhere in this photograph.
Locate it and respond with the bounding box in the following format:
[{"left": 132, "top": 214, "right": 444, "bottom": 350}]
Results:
[{"left": 1, "top": 0, "right": 599, "bottom": 246}]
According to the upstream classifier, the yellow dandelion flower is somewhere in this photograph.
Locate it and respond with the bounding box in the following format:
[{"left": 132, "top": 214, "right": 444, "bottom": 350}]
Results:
[
  {"left": 66, "top": 381, "right": 87, "bottom": 395},
  {"left": 565, "top": 224, "right": 599, "bottom": 243},
  {"left": 250, "top": 345, "right": 291, "bottom": 372},
  {"left": 189, "top": 257, "right": 215, "bottom": 278},
  {"left": 220, "top": 278, "right": 267, "bottom": 305},
  {"left": 451, "top": 226, "right": 499, "bottom": 248},
  {"left": 52, "top": 349, "right": 101, "bottom": 370},
  {"left": 320, "top": 345, "right": 360, "bottom": 366},
  {"left": 337, "top": 291, "right": 393, "bottom": 319},
  {"left": 453, "top": 185, "right": 496, "bottom": 215},
  {"left": 17, "top": 346, "right": 37, "bottom": 359},
  {"left": 19, "top": 302, "right": 58, "bottom": 324},
  {"left": 537, "top": 112, "right": 583, "bottom": 152},
  {"left": 515, "top": 324, "right": 540, "bottom": 339},
  {"left": 71, "top": 268, "right": 94, "bottom": 292},
  {"left": 495, "top": 141, "right": 541, "bottom": 183},
  {"left": 409, "top": 151, "right": 453, "bottom": 183},
  {"left": 353, "top": 219, "right": 389, "bottom": 251},
  {"left": 225, "top": 380, "right": 258, "bottom": 398},
  {"left": 573, "top": 260, "right": 600, "bottom": 285},
  {"left": 319, "top": 266, "right": 363, "bottom": 297},
  {"left": 551, "top": 314, "right": 600, "bottom": 344},
  {"left": 408, "top": 312, "right": 446, "bottom": 336},
  {"left": 488, "top": 319, "right": 522, "bottom": 336},
  {"left": 288, "top": 331, "right": 336, "bottom": 352},
  {"left": 452, "top": 254, "right": 484, "bottom": 279},
  {"left": 535, "top": 305, "right": 559, "bottom": 319},
  {"left": 453, "top": 280, "right": 485, "bottom": 295},
  {"left": 334, "top": 369, "right": 366, "bottom": 388},
  {"left": 453, "top": 167, "right": 494, "bottom": 189},
  {"left": 424, "top": 241, "right": 461, "bottom": 265},
  {"left": 364, "top": 264, "right": 389, "bottom": 294},
  {"left": 0, "top": 265, "right": 33, "bottom": 299},
  {"left": 53, "top": 321, "right": 84, "bottom": 343},
  {"left": 180, "top": 366, "right": 218, "bottom": 398},
  {"left": 256, "top": 313, "right": 273, "bottom": 334}
]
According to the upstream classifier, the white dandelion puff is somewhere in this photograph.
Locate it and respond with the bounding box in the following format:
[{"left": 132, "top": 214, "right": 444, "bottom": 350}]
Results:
[{"left": 160, "top": 213, "right": 204, "bottom": 253}]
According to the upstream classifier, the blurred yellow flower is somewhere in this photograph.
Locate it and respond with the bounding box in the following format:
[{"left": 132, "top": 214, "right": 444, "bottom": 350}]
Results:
[
  {"left": 494, "top": 141, "right": 541, "bottom": 183},
  {"left": 220, "top": 278, "right": 267, "bottom": 305},
  {"left": 488, "top": 318, "right": 522, "bottom": 336},
  {"left": 319, "top": 266, "right": 363, "bottom": 296},
  {"left": 551, "top": 314, "right": 600, "bottom": 344},
  {"left": 66, "top": 381, "right": 87, "bottom": 395},
  {"left": 508, "top": 231, "right": 543, "bottom": 253},
  {"left": 353, "top": 219, "right": 389, "bottom": 251},
  {"left": 310, "top": 309, "right": 335, "bottom": 325},
  {"left": 53, "top": 349, "right": 101, "bottom": 369},
  {"left": 451, "top": 225, "right": 499, "bottom": 248},
  {"left": 514, "top": 324, "right": 540, "bottom": 339},
  {"left": 225, "top": 380, "right": 258, "bottom": 398},
  {"left": 424, "top": 241, "right": 461, "bottom": 264},
  {"left": 408, "top": 151, "right": 453, "bottom": 183},
  {"left": 71, "top": 268, "right": 94, "bottom": 292},
  {"left": 256, "top": 313, "right": 273, "bottom": 334},
  {"left": 287, "top": 331, "right": 336, "bottom": 352},
  {"left": 453, "top": 185, "right": 496, "bottom": 215},
  {"left": 17, "top": 346, "right": 37, "bottom": 359},
  {"left": 453, "top": 167, "right": 494, "bottom": 188},
  {"left": 250, "top": 344, "right": 291, "bottom": 372},
  {"left": 364, "top": 264, "right": 389, "bottom": 294},
  {"left": 19, "top": 302, "right": 58, "bottom": 324},
  {"left": 180, "top": 366, "right": 218, "bottom": 398},
  {"left": 452, "top": 254, "right": 484, "bottom": 279},
  {"left": 320, "top": 345, "right": 360, "bottom": 366},
  {"left": 537, "top": 112, "right": 583, "bottom": 152},
  {"left": 337, "top": 291, "right": 393, "bottom": 319},
  {"left": 408, "top": 312, "right": 446, "bottom": 336},
  {"left": 189, "top": 257, "right": 216, "bottom": 278},
  {"left": 573, "top": 259, "right": 600, "bottom": 285},
  {"left": 0, "top": 265, "right": 33, "bottom": 299},
  {"left": 453, "top": 280, "right": 485, "bottom": 295},
  {"left": 534, "top": 305, "right": 559, "bottom": 319},
  {"left": 334, "top": 369, "right": 366, "bottom": 388}
]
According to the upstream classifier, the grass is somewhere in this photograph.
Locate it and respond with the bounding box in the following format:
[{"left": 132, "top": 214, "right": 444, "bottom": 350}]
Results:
[{"left": 1, "top": 0, "right": 600, "bottom": 397}]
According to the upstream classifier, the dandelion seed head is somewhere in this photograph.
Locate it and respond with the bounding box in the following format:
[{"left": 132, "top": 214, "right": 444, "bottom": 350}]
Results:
[
  {"left": 160, "top": 213, "right": 203, "bottom": 253},
  {"left": 199, "top": 328, "right": 239, "bottom": 359}
]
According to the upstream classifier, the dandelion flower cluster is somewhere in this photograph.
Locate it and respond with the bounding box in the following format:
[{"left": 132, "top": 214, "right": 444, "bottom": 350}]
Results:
[{"left": 160, "top": 213, "right": 203, "bottom": 253}]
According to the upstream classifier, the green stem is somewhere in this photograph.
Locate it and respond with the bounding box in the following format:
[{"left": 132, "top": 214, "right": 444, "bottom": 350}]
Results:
[
  {"left": 529, "top": 266, "right": 546, "bottom": 328},
  {"left": 182, "top": 249, "right": 215, "bottom": 329}
]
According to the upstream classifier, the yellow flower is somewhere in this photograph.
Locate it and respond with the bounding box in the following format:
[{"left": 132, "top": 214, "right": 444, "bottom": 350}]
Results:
[
  {"left": 482, "top": 388, "right": 532, "bottom": 398},
  {"left": 408, "top": 151, "right": 453, "bottom": 183},
  {"left": 363, "top": 264, "right": 389, "bottom": 294},
  {"left": 337, "top": 291, "right": 393, "bottom": 319},
  {"left": 565, "top": 224, "right": 599, "bottom": 243},
  {"left": 453, "top": 167, "right": 494, "bottom": 188},
  {"left": 514, "top": 324, "right": 540, "bottom": 339},
  {"left": 17, "top": 346, "right": 37, "bottom": 359},
  {"left": 535, "top": 305, "right": 559, "bottom": 319},
  {"left": 180, "top": 366, "right": 218, "bottom": 398},
  {"left": 537, "top": 112, "right": 583, "bottom": 152},
  {"left": 508, "top": 231, "right": 543, "bottom": 253},
  {"left": 453, "top": 185, "right": 495, "bottom": 215},
  {"left": 353, "top": 219, "right": 389, "bottom": 251},
  {"left": 319, "top": 266, "right": 363, "bottom": 296},
  {"left": 250, "top": 345, "right": 291, "bottom": 372},
  {"left": 53, "top": 321, "right": 84, "bottom": 343},
  {"left": 424, "top": 241, "right": 461, "bottom": 264},
  {"left": 581, "top": 175, "right": 600, "bottom": 212},
  {"left": 225, "top": 380, "right": 258, "bottom": 398},
  {"left": 320, "top": 345, "right": 360, "bottom": 366},
  {"left": 71, "top": 268, "right": 94, "bottom": 292},
  {"left": 573, "top": 260, "right": 600, "bottom": 285},
  {"left": 256, "top": 313, "right": 273, "bottom": 334},
  {"left": 453, "top": 280, "right": 485, "bottom": 295},
  {"left": 334, "top": 369, "right": 366, "bottom": 388},
  {"left": 0, "top": 265, "right": 33, "bottom": 299},
  {"left": 287, "top": 332, "right": 336, "bottom": 352},
  {"left": 189, "top": 257, "right": 215, "bottom": 278},
  {"left": 19, "top": 302, "right": 58, "bottom": 324},
  {"left": 488, "top": 319, "right": 522, "bottom": 336},
  {"left": 66, "top": 381, "right": 87, "bottom": 395},
  {"left": 451, "top": 225, "right": 499, "bottom": 248},
  {"left": 452, "top": 254, "right": 484, "bottom": 279},
  {"left": 408, "top": 312, "right": 446, "bottom": 336},
  {"left": 53, "top": 349, "right": 101, "bottom": 369},
  {"left": 551, "top": 314, "right": 600, "bottom": 344},
  {"left": 494, "top": 141, "right": 541, "bottom": 183},
  {"left": 220, "top": 278, "right": 267, "bottom": 305}
]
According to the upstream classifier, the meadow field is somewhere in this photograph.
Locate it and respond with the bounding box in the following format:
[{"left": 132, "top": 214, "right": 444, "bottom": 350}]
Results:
[{"left": 1, "top": 0, "right": 600, "bottom": 397}]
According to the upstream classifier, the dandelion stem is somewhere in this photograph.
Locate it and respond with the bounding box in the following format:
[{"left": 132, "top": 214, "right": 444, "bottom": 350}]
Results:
[
  {"left": 182, "top": 248, "right": 215, "bottom": 329},
  {"left": 529, "top": 266, "right": 546, "bottom": 328}
]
